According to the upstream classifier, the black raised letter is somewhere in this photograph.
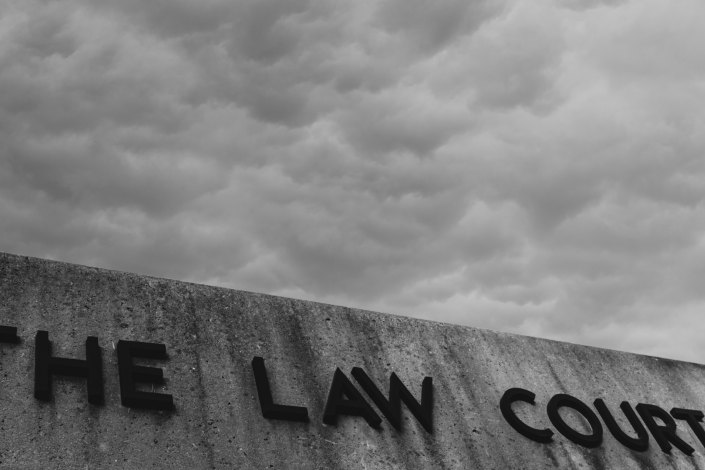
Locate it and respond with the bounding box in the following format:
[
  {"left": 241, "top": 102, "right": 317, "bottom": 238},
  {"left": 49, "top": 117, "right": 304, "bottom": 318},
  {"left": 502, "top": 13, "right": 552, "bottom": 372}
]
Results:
[
  {"left": 0, "top": 326, "right": 19, "bottom": 344},
  {"left": 351, "top": 367, "right": 432, "bottom": 433},
  {"left": 499, "top": 388, "right": 554, "bottom": 443},
  {"left": 323, "top": 368, "right": 381, "bottom": 428},
  {"left": 671, "top": 408, "right": 705, "bottom": 449},
  {"left": 34, "top": 330, "right": 103, "bottom": 405},
  {"left": 117, "top": 341, "right": 174, "bottom": 411},
  {"left": 593, "top": 399, "right": 648, "bottom": 452},
  {"left": 636, "top": 403, "right": 694, "bottom": 455},
  {"left": 251, "top": 357, "right": 308, "bottom": 422},
  {"left": 547, "top": 394, "right": 603, "bottom": 448}
]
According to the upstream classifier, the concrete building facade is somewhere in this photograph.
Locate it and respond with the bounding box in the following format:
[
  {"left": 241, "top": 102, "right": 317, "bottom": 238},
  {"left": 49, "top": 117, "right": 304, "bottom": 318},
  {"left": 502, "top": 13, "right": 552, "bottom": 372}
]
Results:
[{"left": 0, "top": 251, "right": 704, "bottom": 469}]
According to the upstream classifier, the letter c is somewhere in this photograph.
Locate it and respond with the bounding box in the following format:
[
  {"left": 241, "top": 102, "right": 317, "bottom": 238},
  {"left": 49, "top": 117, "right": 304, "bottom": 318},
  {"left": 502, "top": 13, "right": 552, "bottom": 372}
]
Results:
[{"left": 500, "top": 388, "right": 554, "bottom": 443}]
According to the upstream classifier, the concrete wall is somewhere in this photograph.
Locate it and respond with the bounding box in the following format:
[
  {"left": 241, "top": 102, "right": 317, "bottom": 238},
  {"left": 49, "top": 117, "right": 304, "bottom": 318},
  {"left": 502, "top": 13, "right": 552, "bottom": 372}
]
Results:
[{"left": 0, "top": 251, "right": 704, "bottom": 469}]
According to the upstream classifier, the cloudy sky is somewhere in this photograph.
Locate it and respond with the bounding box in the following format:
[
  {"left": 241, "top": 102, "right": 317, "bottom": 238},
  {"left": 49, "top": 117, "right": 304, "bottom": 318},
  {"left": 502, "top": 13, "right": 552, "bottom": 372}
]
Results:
[{"left": 2, "top": 0, "right": 705, "bottom": 362}]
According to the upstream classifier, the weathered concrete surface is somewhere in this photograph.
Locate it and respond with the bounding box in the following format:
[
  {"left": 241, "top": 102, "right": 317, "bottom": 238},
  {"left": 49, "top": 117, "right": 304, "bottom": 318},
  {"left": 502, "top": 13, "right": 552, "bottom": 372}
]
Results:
[{"left": 0, "top": 252, "right": 705, "bottom": 469}]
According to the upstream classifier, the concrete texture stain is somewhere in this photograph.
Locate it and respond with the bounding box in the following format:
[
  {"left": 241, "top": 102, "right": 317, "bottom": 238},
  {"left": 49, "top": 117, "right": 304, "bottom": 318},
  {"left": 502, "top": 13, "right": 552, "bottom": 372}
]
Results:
[{"left": 1, "top": 252, "right": 705, "bottom": 468}]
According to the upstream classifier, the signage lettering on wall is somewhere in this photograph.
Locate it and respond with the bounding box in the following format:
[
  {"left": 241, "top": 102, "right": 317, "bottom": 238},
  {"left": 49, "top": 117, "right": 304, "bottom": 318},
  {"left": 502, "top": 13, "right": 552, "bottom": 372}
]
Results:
[
  {"left": 499, "top": 387, "right": 705, "bottom": 455},
  {"left": 2, "top": 324, "right": 705, "bottom": 457}
]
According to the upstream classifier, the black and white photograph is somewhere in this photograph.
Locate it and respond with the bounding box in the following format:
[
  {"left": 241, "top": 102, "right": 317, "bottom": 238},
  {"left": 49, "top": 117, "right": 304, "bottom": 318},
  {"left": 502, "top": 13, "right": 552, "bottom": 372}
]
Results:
[{"left": 1, "top": 0, "right": 704, "bottom": 467}]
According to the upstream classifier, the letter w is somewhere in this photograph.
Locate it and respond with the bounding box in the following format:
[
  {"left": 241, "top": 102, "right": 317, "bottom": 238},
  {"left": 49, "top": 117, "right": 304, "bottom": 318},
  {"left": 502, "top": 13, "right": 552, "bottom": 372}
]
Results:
[{"left": 351, "top": 367, "right": 432, "bottom": 433}]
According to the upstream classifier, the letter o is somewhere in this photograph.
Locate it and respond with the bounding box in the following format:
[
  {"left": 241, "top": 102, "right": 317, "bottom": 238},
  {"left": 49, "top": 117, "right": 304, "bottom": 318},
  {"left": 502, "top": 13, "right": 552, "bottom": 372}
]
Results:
[{"left": 547, "top": 394, "right": 603, "bottom": 448}]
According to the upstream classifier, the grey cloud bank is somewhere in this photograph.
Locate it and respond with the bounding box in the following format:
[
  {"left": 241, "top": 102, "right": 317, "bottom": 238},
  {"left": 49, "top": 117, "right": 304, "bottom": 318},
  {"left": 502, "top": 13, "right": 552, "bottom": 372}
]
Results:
[{"left": 1, "top": 0, "right": 704, "bottom": 362}]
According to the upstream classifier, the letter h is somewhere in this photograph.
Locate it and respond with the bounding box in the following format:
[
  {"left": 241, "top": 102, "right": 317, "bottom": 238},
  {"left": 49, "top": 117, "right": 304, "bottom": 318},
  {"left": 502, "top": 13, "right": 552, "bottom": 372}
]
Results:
[{"left": 34, "top": 330, "right": 104, "bottom": 405}]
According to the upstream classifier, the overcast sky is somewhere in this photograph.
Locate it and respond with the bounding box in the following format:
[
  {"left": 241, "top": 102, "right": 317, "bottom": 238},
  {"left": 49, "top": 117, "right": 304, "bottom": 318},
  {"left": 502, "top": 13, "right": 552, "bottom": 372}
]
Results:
[{"left": 2, "top": 0, "right": 704, "bottom": 362}]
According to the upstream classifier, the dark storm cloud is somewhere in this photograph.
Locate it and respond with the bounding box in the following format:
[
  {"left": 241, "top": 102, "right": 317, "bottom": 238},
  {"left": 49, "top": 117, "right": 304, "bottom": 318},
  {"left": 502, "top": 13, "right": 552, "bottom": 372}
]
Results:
[
  {"left": 1, "top": 0, "right": 705, "bottom": 362},
  {"left": 375, "top": 0, "right": 505, "bottom": 54}
]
